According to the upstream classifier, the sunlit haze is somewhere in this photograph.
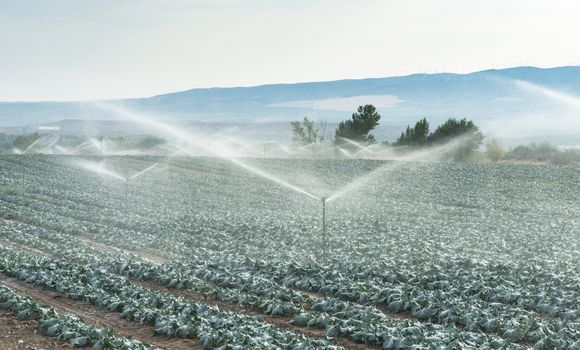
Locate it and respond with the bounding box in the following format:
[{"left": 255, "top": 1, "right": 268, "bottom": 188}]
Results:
[{"left": 2, "top": 0, "right": 580, "bottom": 101}]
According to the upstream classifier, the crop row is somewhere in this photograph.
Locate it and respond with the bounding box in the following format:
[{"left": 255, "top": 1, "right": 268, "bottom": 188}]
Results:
[
  {"left": 2, "top": 220, "right": 577, "bottom": 348},
  {"left": 0, "top": 285, "right": 156, "bottom": 349}
]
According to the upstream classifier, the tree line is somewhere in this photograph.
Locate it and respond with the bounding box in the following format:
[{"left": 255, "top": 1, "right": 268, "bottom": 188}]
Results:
[
  {"left": 290, "top": 104, "right": 580, "bottom": 163},
  {"left": 291, "top": 104, "right": 485, "bottom": 161}
]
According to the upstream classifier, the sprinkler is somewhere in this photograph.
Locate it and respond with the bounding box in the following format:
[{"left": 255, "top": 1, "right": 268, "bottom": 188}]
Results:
[
  {"left": 99, "top": 137, "right": 104, "bottom": 156},
  {"left": 321, "top": 197, "right": 327, "bottom": 261},
  {"left": 77, "top": 160, "right": 161, "bottom": 213},
  {"left": 125, "top": 178, "right": 129, "bottom": 210}
]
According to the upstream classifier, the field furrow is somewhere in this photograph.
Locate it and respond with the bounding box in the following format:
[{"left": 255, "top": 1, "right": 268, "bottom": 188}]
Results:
[{"left": 0, "top": 275, "right": 191, "bottom": 349}]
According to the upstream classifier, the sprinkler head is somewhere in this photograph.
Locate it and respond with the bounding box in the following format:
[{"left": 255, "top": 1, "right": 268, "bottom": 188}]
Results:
[{"left": 321, "top": 197, "right": 326, "bottom": 204}]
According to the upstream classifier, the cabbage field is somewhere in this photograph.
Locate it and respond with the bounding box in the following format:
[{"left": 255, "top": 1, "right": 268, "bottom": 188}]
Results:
[{"left": 0, "top": 154, "right": 578, "bottom": 349}]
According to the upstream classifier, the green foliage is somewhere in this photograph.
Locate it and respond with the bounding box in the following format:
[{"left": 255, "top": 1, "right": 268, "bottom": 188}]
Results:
[
  {"left": 334, "top": 105, "right": 380, "bottom": 144},
  {"left": 506, "top": 142, "right": 579, "bottom": 164},
  {"left": 430, "top": 118, "right": 483, "bottom": 161},
  {"left": 12, "top": 133, "right": 40, "bottom": 151},
  {"left": 394, "top": 118, "right": 430, "bottom": 146},
  {"left": 0, "top": 247, "right": 336, "bottom": 350},
  {"left": 290, "top": 117, "right": 325, "bottom": 145},
  {"left": 394, "top": 118, "right": 483, "bottom": 161},
  {"left": 0, "top": 286, "right": 153, "bottom": 350},
  {"left": 428, "top": 118, "right": 483, "bottom": 145}
]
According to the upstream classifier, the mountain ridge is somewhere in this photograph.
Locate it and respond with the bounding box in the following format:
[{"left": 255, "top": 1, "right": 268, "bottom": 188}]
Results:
[{"left": 1, "top": 66, "right": 579, "bottom": 146}]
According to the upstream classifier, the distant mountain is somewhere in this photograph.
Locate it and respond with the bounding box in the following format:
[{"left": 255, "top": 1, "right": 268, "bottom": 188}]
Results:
[{"left": 1, "top": 66, "right": 580, "bottom": 145}]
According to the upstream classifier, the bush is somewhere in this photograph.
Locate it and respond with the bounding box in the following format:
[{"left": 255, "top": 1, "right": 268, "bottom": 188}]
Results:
[
  {"left": 486, "top": 138, "right": 505, "bottom": 162},
  {"left": 395, "top": 117, "right": 484, "bottom": 162},
  {"left": 506, "top": 143, "right": 579, "bottom": 164}
]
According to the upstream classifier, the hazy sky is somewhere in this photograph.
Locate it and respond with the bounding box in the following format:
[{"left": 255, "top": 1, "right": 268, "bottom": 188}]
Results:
[{"left": 2, "top": 0, "right": 580, "bottom": 101}]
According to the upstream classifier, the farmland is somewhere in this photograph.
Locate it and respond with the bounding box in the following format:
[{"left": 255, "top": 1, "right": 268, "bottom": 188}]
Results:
[{"left": 0, "top": 154, "right": 578, "bottom": 349}]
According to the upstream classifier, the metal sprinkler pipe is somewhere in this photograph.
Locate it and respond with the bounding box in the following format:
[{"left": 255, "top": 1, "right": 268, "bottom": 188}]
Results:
[
  {"left": 125, "top": 178, "right": 129, "bottom": 211},
  {"left": 321, "top": 197, "right": 327, "bottom": 261}
]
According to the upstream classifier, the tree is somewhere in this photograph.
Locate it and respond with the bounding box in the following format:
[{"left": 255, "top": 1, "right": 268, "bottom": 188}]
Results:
[
  {"left": 508, "top": 145, "right": 533, "bottom": 160},
  {"left": 334, "top": 104, "right": 381, "bottom": 144},
  {"left": 290, "top": 117, "right": 325, "bottom": 145},
  {"left": 485, "top": 138, "right": 505, "bottom": 162},
  {"left": 394, "top": 118, "right": 429, "bottom": 146},
  {"left": 428, "top": 118, "right": 483, "bottom": 161},
  {"left": 533, "top": 142, "right": 560, "bottom": 161}
]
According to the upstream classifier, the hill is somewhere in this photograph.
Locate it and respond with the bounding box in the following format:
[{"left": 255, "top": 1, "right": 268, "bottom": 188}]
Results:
[{"left": 1, "top": 66, "right": 579, "bottom": 145}]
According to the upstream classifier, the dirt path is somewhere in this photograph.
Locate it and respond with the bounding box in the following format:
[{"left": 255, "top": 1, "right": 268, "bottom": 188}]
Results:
[
  {"left": 0, "top": 275, "right": 201, "bottom": 350},
  {"left": 132, "top": 279, "right": 376, "bottom": 350},
  {"left": 0, "top": 309, "right": 72, "bottom": 350}
]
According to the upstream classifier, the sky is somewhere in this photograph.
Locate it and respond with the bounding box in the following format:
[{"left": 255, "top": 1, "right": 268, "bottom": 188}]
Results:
[{"left": 1, "top": 0, "right": 580, "bottom": 102}]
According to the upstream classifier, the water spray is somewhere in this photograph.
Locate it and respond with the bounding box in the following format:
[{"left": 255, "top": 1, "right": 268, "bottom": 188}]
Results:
[
  {"left": 22, "top": 138, "right": 42, "bottom": 154},
  {"left": 99, "top": 137, "right": 104, "bottom": 156},
  {"left": 77, "top": 160, "right": 163, "bottom": 212},
  {"left": 128, "top": 163, "right": 159, "bottom": 180},
  {"left": 93, "top": 102, "right": 476, "bottom": 261}
]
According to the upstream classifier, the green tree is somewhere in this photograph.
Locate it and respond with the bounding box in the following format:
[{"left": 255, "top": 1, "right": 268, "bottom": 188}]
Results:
[
  {"left": 395, "top": 118, "right": 429, "bottom": 146},
  {"left": 508, "top": 145, "right": 532, "bottom": 160},
  {"left": 290, "top": 117, "right": 325, "bottom": 145},
  {"left": 428, "top": 118, "right": 484, "bottom": 161},
  {"left": 334, "top": 104, "right": 381, "bottom": 144},
  {"left": 485, "top": 138, "right": 505, "bottom": 162}
]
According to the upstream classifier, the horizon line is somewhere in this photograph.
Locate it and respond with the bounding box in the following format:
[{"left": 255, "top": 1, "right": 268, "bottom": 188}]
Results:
[{"left": 1, "top": 64, "right": 577, "bottom": 104}]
